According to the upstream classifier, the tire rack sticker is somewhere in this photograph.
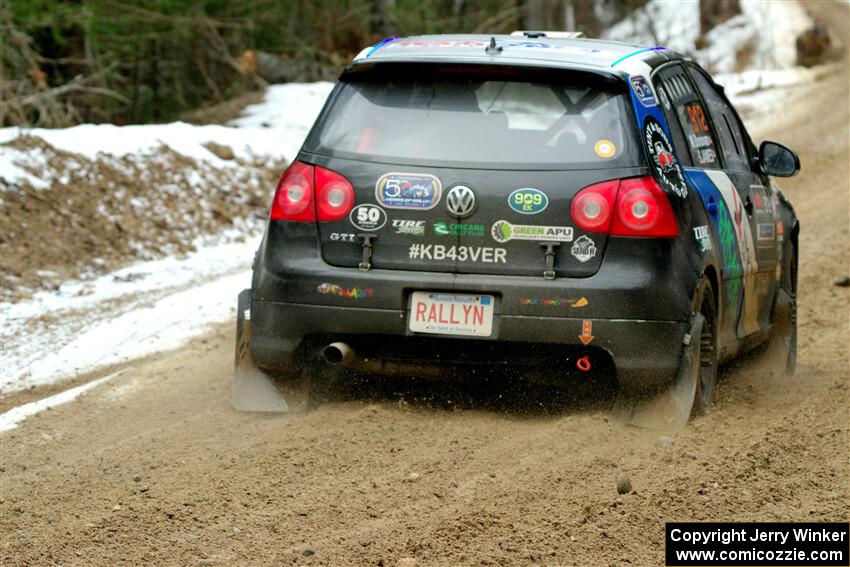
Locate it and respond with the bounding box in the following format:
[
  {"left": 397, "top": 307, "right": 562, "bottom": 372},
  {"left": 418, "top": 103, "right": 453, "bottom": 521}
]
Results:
[
  {"left": 375, "top": 172, "right": 442, "bottom": 210},
  {"left": 644, "top": 116, "right": 688, "bottom": 198},
  {"left": 408, "top": 243, "right": 506, "bottom": 263}
]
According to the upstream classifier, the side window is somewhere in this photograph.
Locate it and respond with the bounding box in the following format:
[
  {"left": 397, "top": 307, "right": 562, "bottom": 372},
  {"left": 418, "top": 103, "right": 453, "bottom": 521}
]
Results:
[
  {"left": 654, "top": 65, "right": 721, "bottom": 169},
  {"left": 687, "top": 66, "right": 751, "bottom": 171}
]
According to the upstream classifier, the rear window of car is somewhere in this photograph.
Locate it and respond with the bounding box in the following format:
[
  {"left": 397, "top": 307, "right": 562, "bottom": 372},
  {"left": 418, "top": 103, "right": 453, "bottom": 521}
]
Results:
[{"left": 303, "top": 63, "right": 644, "bottom": 169}]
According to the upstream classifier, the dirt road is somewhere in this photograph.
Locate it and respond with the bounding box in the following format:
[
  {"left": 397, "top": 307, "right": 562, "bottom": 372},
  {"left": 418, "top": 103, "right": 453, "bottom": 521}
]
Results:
[{"left": 2, "top": 4, "right": 848, "bottom": 566}]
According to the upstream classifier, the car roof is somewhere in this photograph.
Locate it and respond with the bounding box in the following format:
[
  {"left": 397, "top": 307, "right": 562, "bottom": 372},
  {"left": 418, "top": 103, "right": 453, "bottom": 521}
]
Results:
[{"left": 351, "top": 34, "right": 686, "bottom": 76}]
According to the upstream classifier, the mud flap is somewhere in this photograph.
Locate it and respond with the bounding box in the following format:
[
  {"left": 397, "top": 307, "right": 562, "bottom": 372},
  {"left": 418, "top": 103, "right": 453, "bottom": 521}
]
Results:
[
  {"left": 618, "top": 313, "right": 704, "bottom": 431},
  {"left": 766, "top": 288, "right": 796, "bottom": 378},
  {"left": 232, "top": 289, "right": 289, "bottom": 412}
]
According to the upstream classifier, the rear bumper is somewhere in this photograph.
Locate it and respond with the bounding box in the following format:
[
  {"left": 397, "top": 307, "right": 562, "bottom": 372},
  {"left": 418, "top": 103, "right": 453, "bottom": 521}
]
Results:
[
  {"left": 249, "top": 228, "right": 698, "bottom": 393},
  {"left": 250, "top": 299, "right": 688, "bottom": 393}
]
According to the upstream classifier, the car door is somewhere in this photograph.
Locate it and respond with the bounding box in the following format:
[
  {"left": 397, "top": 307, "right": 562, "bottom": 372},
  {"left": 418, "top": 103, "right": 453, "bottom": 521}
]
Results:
[
  {"left": 652, "top": 63, "right": 745, "bottom": 347},
  {"left": 686, "top": 64, "right": 778, "bottom": 337}
]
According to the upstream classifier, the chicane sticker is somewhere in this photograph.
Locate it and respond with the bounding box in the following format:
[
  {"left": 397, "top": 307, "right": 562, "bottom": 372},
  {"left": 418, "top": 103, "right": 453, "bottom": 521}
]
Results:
[
  {"left": 349, "top": 204, "right": 387, "bottom": 231},
  {"left": 317, "top": 283, "right": 373, "bottom": 299},
  {"left": 392, "top": 219, "right": 426, "bottom": 236},
  {"left": 375, "top": 172, "right": 442, "bottom": 210},
  {"left": 508, "top": 188, "right": 548, "bottom": 215},
  {"left": 594, "top": 139, "right": 616, "bottom": 159},
  {"left": 629, "top": 75, "right": 657, "bottom": 107},
  {"left": 570, "top": 235, "right": 597, "bottom": 263},
  {"left": 644, "top": 117, "right": 688, "bottom": 198},
  {"left": 491, "top": 220, "right": 573, "bottom": 243},
  {"left": 433, "top": 221, "right": 484, "bottom": 237},
  {"left": 408, "top": 243, "right": 506, "bottom": 264}
]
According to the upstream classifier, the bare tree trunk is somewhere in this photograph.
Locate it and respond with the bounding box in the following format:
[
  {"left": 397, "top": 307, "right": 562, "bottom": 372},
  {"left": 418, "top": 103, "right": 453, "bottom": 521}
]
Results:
[
  {"left": 373, "top": 0, "right": 398, "bottom": 37},
  {"left": 699, "top": 0, "right": 740, "bottom": 35},
  {"left": 522, "top": 0, "right": 545, "bottom": 30}
]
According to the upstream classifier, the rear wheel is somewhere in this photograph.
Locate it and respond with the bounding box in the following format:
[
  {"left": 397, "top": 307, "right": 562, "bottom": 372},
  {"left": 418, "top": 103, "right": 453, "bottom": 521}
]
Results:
[
  {"left": 691, "top": 278, "right": 719, "bottom": 417},
  {"left": 618, "top": 277, "right": 718, "bottom": 428}
]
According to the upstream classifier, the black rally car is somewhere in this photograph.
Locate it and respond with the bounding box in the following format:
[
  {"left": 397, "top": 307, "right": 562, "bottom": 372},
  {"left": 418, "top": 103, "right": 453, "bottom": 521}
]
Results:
[{"left": 234, "top": 33, "right": 800, "bottom": 422}]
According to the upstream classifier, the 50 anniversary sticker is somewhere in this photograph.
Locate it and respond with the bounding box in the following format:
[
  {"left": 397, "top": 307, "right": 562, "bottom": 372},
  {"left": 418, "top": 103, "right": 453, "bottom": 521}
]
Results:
[{"left": 375, "top": 172, "right": 442, "bottom": 210}]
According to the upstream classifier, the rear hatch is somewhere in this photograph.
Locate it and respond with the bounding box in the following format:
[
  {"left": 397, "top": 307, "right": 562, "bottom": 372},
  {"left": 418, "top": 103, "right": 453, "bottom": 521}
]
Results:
[{"left": 300, "top": 62, "right": 646, "bottom": 277}]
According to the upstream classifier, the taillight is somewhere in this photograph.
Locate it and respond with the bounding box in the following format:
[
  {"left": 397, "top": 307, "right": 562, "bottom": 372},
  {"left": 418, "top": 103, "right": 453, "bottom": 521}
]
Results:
[
  {"left": 269, "top": 160, "right": 355, "bottom": 222},
  {"left": 315, "top": 166, "right": 354, "bottom": 221},
  {"left": 571, "top": 180, "right": 618, "bottom": 233},
  {"left": 270, "top": 161, "right": 314, "bottom": 221},
  {"left": 570, "top": 176, "right": 679, "bottom": 238},
  {"left": 611, "top": 177, "right": 679, "bottom": 237}
]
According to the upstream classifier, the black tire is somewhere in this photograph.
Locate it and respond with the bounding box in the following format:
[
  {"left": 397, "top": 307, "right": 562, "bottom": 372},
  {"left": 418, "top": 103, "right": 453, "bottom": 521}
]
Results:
[
  {"left": 769, "top": 244, "right": 798, "bottom": 377},
  {"left": 691, "top": 277, "right": 719, "bottom": 418}
]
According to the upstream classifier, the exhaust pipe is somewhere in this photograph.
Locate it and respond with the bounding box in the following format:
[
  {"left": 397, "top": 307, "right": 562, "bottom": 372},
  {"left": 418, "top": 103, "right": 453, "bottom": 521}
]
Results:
[
  {"left": 319, "top": 341, "right": 443, "bottom": 377},
  {"left": 321, "top": 342, "right": 355, "bottom": 366}
]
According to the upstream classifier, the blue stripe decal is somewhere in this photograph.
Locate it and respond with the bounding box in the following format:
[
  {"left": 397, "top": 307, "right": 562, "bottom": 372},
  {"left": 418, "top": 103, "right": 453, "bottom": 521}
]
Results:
[
  {"left": 366, "top": 37, "right": 398, "bottom": 57},
  {"left": 610, "top": 46, "right": 667, "bottom": 67}
]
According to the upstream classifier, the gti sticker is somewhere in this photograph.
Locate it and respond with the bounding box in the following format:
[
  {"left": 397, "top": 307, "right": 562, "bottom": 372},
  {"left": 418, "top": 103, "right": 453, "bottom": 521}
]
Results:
[
  {"left": 508, "top": 188, "right": 548, "bottom": 215},
  {"left": 375, "top": 172, "right": 442, "bottom": 210},
  {"left": 392, "top": 219, "right": 426, "bottom": 236},
  {"left": 644, "top": 117, "right": 688, "bottom": 198},
  {"left": 433, "top": 221, "right": 485, "bottom": 237},
  {"left": 519, "top": 296, "right": 588, "bottom": 308},
  {"left": 571, "top": 235, "right": 597, "bottom": 263},
  {"left": 629, "top": 75, "right": 657, "bottom": 107},
  {"left": 349, "top": 204, "right": 387, "bottom": 231},
  {"left": 330, "top": 232, "right": 356, "bottom": 242},
  {"left": 491, "top": 220, "right": 573, "bottom": 243},
  {"left": 693, "top": 225, "right": 712, "bottom": 252},
  {"left": 594, "top": 139, "right": 616, "bottom": 159},
  {"left": 408, "top": 243, "right": 506, "bottom": 263},
  {"left": 317, "top": 283, "right": 374, "bottom": 299}
]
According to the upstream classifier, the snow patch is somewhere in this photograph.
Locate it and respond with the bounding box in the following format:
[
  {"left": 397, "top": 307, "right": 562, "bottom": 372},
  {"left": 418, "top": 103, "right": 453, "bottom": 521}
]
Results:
[{"left": 0, "top": 370, "right": 124, "bottom": 433}]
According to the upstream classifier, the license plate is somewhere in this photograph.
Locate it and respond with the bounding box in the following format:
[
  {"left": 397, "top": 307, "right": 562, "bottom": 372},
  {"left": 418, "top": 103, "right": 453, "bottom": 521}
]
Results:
[{"left": 408, "top": 291, "right": 495, "bottom": 337}]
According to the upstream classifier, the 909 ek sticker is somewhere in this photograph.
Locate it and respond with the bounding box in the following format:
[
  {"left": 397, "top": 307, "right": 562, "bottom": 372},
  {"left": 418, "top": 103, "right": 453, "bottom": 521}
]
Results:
[
  {"left": 375, "top": 172, "right": 442, "bottom": 210},
  {"left": 508, "top": 188, "right": 548, "bottom": 215}
]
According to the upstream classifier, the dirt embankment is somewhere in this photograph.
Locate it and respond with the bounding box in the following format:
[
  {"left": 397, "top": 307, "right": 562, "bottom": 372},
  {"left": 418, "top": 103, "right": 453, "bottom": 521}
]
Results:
[
  {"left": 0, "top": 136, "right": 281, "bottom": 302},
  {"left": 0, "top": 2, "right": 848, "bottom": 566}
]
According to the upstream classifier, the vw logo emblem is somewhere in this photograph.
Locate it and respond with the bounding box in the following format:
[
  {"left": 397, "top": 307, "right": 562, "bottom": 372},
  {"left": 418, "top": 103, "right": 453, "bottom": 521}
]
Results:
[{"left": 445, "top": 185, "right": 476, "bottom": 218}]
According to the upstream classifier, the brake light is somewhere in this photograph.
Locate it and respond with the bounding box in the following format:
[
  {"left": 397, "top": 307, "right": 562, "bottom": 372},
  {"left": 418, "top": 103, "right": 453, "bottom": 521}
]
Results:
[
  {"left": 315, "top": 166, "right": 355, "bottom": 221},
  {"left": 270, "top": 161, "right": 355, "bottom": 222},
  {"left": 571, "top": 180, "right": 618, "bottom": 233},
  {"left": 611, "top": 177, "right": 679, "bottom": 237},
  {"left": 570, "top": 176, "right": 679, "bottom": 238},
  {"left": 270, "top": 161, "right": 314, "bottom": 221}
]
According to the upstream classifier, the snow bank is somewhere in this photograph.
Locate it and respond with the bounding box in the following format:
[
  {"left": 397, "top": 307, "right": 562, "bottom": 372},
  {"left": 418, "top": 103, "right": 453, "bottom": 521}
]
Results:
[
  {"left": 1, "top": 234, "right": 258, "bottom": 393},
  {"left": 603, "top": 0, "right": 813, "bottom": 74},
  {"left": 0, "top": 82, "right": 334, "bottom": 186}
]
